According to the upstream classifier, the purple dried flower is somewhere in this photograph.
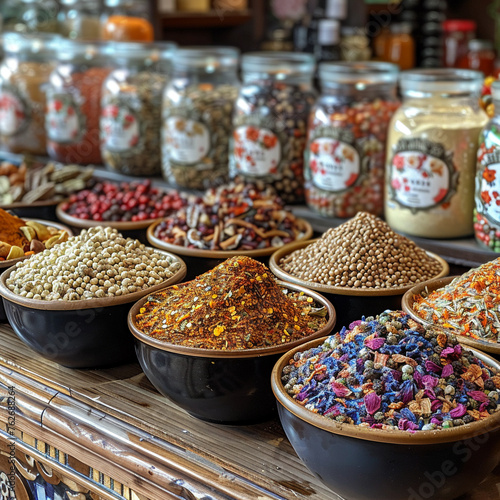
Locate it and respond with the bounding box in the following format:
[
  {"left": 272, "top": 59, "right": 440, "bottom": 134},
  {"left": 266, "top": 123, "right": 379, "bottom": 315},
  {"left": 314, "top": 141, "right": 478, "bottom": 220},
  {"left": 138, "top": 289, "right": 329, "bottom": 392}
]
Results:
[
  {"left": 330, "top": 381, "right": 352, "bottom": 398},
  {"left": 413, "top": 370, "right": 423, "bottom": 389},
  {"left": 349, "top": 320, "right": 363, "bottom": 330},
  {"left": 422, "top": 375, "right": 439, "bottom": 390},
  {"left": 425, "top": 360, "right": 442, "bottom": 374},
  {"left": 454, "top": 344, "right": 462, "bottom": 356},
  {"left": 431, "top": 400, "right": 442, "bottom": 411},
  {"left": 441, "top": 364, "right": 454, "bottom": 378},
  {"left": 397, "top": 380, "right": 414, "bottom": 405},
  {"left": 468, "top": 391, "right": 489, "bottom": 403},
  {"left": 449, "top": 404, "right": 467, "bottom": 418},
  {"left": 441, "top": 347, "right": 455, "bottom": 357},
  {"left": 479, "top": 402, "right": 489, "bottom": 413},
  {"left": 364, "top": 392, "right": 381, "bottom": 415},
  {"left": 365, "top": 337, "right": 385, "bottom": 350},
  {"left": 430, "top": 417, "right": 441, "bottom": 425}
]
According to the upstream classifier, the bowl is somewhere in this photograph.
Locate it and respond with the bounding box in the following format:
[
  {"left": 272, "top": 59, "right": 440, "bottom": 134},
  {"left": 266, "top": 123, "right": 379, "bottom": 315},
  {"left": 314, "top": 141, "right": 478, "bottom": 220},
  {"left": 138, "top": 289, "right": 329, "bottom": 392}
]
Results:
[
  {"left": 146, "top": 218, "right": 314, "bottom": 282},
  {"left": 0, "top": 218, "right": 73, "bottom": 323},
  {"left": 127, "top": 280, "right": 336, "bottom": 424},
  {"left": 0, "top": 251, "right": 187, "bottom": 368},
  {"left": 402, "top": 276, "right": 500, "bottom": 356},
  {"left": 271, "top": 336, "right": 500, "bottom": 500},
  {"left": 269, "top": 239, "right": 449, "bottom": 331},
  {"left": 56, "top": 203, "right": 157, "bottom": 244},
  {"left": 1, "top": 199, "right": 59, "bottom": 222}
]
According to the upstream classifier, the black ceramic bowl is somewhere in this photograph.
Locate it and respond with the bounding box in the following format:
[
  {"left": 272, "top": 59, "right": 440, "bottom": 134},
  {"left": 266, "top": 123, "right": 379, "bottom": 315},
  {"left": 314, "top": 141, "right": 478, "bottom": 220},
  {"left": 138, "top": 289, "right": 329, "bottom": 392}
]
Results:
[
  {"left": 128, "top": 281, "right": 336, "bottom": 424},
  {"left": 402, "top": 276, "right": 500, "bottom": 357},
  {"left": 269, "top": 239, "right": 449, "bottom": 331},
  {"left": 0, "top": 251, "right": 186, "bottom": 368},
  {"left": 272, "top": 337, "right": 500, "bottom": 500},
  {"left": 0, "top": 218, "right": 73, "bottom": 323},
  {"left": 146, "top": 219, "right": 314, "bottom": 282}
]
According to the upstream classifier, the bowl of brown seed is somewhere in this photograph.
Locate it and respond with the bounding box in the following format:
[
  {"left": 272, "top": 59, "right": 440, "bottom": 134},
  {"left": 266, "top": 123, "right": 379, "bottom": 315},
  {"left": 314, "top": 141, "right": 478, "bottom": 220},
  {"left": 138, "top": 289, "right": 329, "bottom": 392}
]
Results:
[{"left": 269, "top": 212, "right": 449, "bottom": 330}]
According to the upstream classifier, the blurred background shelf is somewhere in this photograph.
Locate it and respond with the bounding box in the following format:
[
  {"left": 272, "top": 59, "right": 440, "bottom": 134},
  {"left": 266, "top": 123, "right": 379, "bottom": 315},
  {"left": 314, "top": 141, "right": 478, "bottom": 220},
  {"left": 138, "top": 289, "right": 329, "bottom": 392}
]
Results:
[{"left": 161, "top": 9, "right": 252, "bottom": 29}]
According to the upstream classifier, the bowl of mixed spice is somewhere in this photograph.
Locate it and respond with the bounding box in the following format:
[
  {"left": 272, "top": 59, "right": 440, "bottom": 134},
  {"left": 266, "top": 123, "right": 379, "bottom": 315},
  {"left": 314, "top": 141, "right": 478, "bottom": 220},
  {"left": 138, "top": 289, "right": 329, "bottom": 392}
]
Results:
[
  {"left": 271, "top": 310, "right": 500, "bottom": 500},
  {"left": 0, "top": 226, "right": 186, "bottom": 368},
  {"left": 146, "top": 182, "right": 313, "bottom": 281},
  {"left": 269, "top": 212, "right": 449, "bottom": 330},
  {"left": 128, "top": 256, "right": 336, "bottom": 424},
  {"left": 402, "top": 258, "right": 500, "bottom": 355}
]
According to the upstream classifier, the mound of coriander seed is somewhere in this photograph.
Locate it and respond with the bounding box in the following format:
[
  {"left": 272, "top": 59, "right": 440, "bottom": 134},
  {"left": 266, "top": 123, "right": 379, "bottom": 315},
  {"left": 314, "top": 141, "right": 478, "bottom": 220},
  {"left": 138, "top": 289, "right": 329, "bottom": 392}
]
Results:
[
  {"left": 279, "top": 212, "right": 443, "bottom": 289},
  {"left": 6, "top": 227, "right": 181, "bottom": 301}
]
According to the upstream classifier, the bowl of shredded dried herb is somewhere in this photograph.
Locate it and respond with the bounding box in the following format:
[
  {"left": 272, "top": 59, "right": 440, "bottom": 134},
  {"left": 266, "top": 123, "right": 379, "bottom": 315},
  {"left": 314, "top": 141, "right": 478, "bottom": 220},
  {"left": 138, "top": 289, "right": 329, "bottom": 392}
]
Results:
[
  {"left": 128, "top": 256, "right": 336, "bottom": 424},
  {"left": 271, "top": 310, "right": 500, "bottom": 500},
  {"left": 402, "top": 260, "right": 500, "bottom": 356}
]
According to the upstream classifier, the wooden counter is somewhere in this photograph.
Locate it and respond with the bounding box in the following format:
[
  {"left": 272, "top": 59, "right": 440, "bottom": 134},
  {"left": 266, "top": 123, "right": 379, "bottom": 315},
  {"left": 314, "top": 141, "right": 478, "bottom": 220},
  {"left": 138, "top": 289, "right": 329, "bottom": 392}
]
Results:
[{"left": 1, "top": 324, "right": 500, "bottom": 500}]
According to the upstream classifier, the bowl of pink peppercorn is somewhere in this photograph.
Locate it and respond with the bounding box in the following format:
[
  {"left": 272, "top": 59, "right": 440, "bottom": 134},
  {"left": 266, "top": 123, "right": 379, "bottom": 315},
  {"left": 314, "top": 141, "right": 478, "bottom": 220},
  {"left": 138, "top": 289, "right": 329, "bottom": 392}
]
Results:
[{"left": 56, "top": 179, "right": 188, "bottom": 243}]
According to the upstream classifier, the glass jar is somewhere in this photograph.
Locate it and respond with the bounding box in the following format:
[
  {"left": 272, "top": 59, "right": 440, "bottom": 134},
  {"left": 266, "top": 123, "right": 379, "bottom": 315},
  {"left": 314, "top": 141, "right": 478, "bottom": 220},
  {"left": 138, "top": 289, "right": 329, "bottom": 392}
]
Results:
[
  {"left": 305, "top": 62, "right": 400, "bottom": 219},
  {"left": 100, "top": 42, "right": 176, "bottom": 176},
  {"left": 475, "top": 81, "right": 500, "bottom": 251},
  {"left": 385, "top": 22, "right": 415, "bottom": 70},
  {"left": 458, "top": 39, "right": 496, "bottom": 77},
  {"left": 442, "top": 19, "right": 476, "bottom": 68},
  {"left": 385, "top": 69, "right": 488, "bottom": 239},
  {"left": 0, "top": 33, "right": 59, "bottom": 156},
  {"left": 46, "top": 40, "right": 113, "bottom": 165},
  {"left": 58, "top": 0, "right": 102, "bottom": 41},
  {"left": 162, "top": 46, "right": 240, "bottom": 190},
  {"left": 229, "top": 52, "right": 316, "bottom": 204},
  {"left": 15, "top": 0, "right": 60, "bottom": 33},
  {"left": 101, "top": 0, "right": 154, "bottom": 42}
]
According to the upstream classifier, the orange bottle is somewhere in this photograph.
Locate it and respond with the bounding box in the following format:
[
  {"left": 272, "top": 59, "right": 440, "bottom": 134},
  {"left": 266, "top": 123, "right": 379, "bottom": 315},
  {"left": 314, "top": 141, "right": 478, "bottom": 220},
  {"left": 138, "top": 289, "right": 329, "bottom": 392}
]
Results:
[
  {"left": 102, "top": 0, "right": 154, "bottom": 42},
  {"left": 385, "top": 22, "right": 415, "bottom": 70}
]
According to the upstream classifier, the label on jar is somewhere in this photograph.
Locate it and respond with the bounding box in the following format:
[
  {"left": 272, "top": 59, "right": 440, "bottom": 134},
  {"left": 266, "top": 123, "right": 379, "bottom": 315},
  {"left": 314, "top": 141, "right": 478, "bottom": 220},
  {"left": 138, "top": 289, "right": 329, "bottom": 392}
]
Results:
[
  {"left": 233, "top": 126, "right": 282, "bottom": 177},
  {"left": 0, "top": 85, "right": 30, "bottom": 136},
  {"left": 308, "top": 128, "right": 361, "bottom": 192},
  {"left": 100, "top": 101, "right": 140, "bottom": 152},
  {"left": 477, "top": 148, "right": 500, "bottom": 224},
  {"left": 164, "top": 116, "right": 211, "bottom": 165},
  {"left": 46, "top": 93, "right": 84, "bottom": 144},
  {"left": 389, "top": 138, "right": 458, "bottom": 211}
]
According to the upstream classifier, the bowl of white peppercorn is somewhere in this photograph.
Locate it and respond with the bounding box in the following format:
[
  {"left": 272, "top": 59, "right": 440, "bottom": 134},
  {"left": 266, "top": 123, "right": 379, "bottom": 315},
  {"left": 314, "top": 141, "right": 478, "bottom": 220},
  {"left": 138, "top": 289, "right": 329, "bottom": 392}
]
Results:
[
  {"left": 269, "top": 213, "right": 449, "bottom": 330},
  {"left": 0, "top": 227, "right": 187, "bottom": 368}
]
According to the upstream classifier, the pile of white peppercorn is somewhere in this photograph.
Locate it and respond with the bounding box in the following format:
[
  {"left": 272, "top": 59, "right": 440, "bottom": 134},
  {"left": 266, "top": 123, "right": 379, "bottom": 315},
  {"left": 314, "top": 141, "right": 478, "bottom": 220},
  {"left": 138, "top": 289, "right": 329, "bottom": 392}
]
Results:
[
  {"left": 279, "top": 212, "right": 443, "bottom": 289},
  {"left": 6, "top": 227, "right": 181, "bottom": 301}
]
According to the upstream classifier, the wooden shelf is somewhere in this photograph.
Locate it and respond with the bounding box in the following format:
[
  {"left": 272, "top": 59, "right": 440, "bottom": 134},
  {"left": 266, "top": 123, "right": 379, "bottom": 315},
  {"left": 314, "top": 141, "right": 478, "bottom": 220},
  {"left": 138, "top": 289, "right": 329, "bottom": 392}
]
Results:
[{"left": 161, "top": 9, "right": 252, "bottom": 29}]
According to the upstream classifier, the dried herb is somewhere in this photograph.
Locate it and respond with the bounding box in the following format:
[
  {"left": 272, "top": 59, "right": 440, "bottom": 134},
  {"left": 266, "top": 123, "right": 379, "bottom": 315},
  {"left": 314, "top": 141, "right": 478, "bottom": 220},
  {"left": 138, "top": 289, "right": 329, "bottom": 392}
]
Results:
[
  {"left": 136, "top": 256, "right": 327, "bottom": 350},
  {"left": 413, "top": 258, "right": 500, "bottom": 343}
]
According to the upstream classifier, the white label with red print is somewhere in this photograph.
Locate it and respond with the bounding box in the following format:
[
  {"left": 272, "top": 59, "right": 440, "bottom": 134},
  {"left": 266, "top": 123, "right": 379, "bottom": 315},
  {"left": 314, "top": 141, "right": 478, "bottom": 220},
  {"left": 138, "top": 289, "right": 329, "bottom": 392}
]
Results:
[
  {"left": 46, "top": 96, "right": 80, "bottom": 143},
  {"left": 165, "top": 117, "right": 210, "bottom": 164},
  {"left": 390, "top": 151, "right": 450, "bottom": 209},
  {"left": 233, "top": 126, "right": 281, "bottom": 177},
  {"left": 0, "top": 89, "right": 27, "bottom": 136},
  {"left": 101, "top": 103, "right": 139, "bottom": 152},
  {"left": 479, "top": 163, "right": 500, "bottom": 223},
  {"left": 309, "top": 138, "right": 360, "bottom": 192}
]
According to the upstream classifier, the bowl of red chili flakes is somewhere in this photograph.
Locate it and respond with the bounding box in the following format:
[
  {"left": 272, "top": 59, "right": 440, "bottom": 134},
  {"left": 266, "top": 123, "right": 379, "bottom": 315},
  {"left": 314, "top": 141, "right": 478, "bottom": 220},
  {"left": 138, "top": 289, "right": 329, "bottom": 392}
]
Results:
[{"left": 128, "top": 256, "right": 336, "bottom": 424}]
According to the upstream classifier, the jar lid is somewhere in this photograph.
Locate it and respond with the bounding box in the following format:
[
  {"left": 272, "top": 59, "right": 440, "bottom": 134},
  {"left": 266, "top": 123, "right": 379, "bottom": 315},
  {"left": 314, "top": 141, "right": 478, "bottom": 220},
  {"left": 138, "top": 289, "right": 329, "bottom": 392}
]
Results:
[
  {"left": 242, "top": 52, "right": 315, "bottom": 76},
  {"left": 318, "top": 19, "right": 340, "bottom": 45},
  {"left": 326, "top": 0, "right": 347, "bottom": 20},
  {"left": 442, "top": 19, "right": 476, "bottom": 32},
  {"left": 319, "top": 62, "right": 399, "bottom": 87},
  {"left": 56, "top": 40, "right": 114, "bottom": 61},
  {"left": 400, "top": 69, "right": 484, "bottom": 96},
  {"left": 173, "top": 46, "right": 239, "bottom": 71},
  {"left": 109, "top": 41, "right": 177, "bottom": 64},
  {"left": 2, "top": 32, "right": 61, "bottom": 57}
]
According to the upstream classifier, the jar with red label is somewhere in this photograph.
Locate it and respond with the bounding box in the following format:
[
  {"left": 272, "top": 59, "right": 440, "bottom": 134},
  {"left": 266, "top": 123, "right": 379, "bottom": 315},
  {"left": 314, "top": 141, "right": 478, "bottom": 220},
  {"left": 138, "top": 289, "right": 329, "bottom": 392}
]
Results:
[
  {"left": 443, "top": 19, "right": 476, "bottom": 68},
  {"left": 304, "top": 62, "right": 399, "bottom": 219},
  {"left": 229, "top": 52, "right": 316, "bottom": 204},
  {"left": 46, "top": 40, "right": 113, "bottom": 165},
  {"left": 100, "top": 42, "right": 176, "bottom": 176},
  {"left": 0, "top": 33, "right": 60, "bottom": 156},
  {"left": 162, "top": 46, "right": 240, "bottom": 191},
  {"left": 385, "top": 69, "right": 488, "bottom": 239},
  {"left": 475, "top": 80, "right": 500, "bottom": 251}
]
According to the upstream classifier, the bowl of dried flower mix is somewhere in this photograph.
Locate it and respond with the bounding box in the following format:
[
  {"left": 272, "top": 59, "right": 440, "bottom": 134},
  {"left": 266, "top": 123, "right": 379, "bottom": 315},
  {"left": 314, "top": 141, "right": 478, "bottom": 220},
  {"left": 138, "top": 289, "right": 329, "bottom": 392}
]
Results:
[
  {"left": 402, "top": 260, "right": 500, "bottom": 356},
  {"left": 146, "top": 182, "right": 313, "bottom": 281},
  {"left": 128, "top": 256, "right": 336, "bottom": 424},
  {"left": 0, "top": 227, "right": 186, "bottom": 368},
  {"left": 271, "top": 310, "right": 500, "bottom": 500},
  {"left": 269, "top": 212, "right": 449, "bottom": 330}
]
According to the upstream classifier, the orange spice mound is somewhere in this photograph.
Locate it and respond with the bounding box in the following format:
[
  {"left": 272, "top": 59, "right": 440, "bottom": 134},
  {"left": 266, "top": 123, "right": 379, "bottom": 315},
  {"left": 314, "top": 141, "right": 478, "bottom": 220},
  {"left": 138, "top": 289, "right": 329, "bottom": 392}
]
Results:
[{"left": 0, "top": 208, "right": 28, "bottom": 251}]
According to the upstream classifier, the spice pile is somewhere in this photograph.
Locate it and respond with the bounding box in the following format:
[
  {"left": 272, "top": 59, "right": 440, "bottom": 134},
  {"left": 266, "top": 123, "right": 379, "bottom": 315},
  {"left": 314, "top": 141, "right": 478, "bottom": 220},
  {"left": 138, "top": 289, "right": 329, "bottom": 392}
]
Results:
[
  {"left": 59, "top": 179, "right": 187, "bottom": 222},
  {"left": 153, "top": 182, "right": 308, "bottom": 251},
  {"left": 6, "top": 227, "right": 181, "bottom": 300},
  {"left": 412, "top": 259, "right": 500, "bottom": 343},
  {"left": 0, "top": 208, "right": 69, "bottom": 261},
  {"left": 279, "top": 212, "right": 443, "bottom": 288},
  {"left": 282, "top": 311, "right": 500, "bottom": 431},
  {"left": 135, "top": 256, "right": 328, "bottom": 350}
]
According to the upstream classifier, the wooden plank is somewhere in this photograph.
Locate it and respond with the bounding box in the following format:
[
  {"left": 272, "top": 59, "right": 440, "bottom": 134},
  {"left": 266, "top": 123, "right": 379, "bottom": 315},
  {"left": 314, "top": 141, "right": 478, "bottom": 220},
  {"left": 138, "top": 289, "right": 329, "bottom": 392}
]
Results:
[{"left": 161, "top": 10, "right": 252, "bottom": 29}]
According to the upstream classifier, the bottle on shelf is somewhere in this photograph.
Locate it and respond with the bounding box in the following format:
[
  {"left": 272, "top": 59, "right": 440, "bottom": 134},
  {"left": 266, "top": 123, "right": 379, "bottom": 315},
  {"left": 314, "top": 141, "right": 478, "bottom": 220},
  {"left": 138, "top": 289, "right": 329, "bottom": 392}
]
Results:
[
  {"left": 442, "top": 19, "right": 477, "bottom": 68},
  {"left": 385, "top": 22, "right": 415, "bottom": 70},
  {"left": 315, "top": 19, "right": 340, "bottom": 63},
  {"left": 458, "top": 39, "right": 496, "bottom": 77},
  {"left": 101, "top": 0, "right": 155, "bottom": 42},
  {"left": 58, "top": 0, "right": 101, "bottom": 41}
]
